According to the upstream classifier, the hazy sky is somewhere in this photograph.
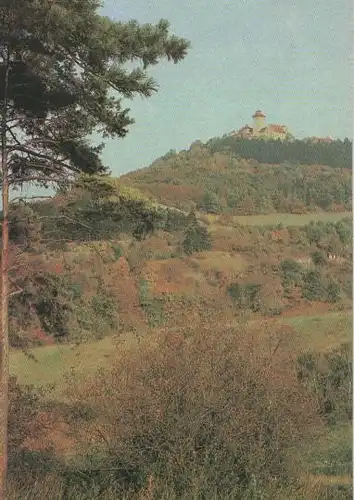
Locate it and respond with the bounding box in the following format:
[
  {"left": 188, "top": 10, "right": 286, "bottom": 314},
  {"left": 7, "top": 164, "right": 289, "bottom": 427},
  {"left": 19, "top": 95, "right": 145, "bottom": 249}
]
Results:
[{"left": 98, "top": 0, "right": 353, "bottom": 177}]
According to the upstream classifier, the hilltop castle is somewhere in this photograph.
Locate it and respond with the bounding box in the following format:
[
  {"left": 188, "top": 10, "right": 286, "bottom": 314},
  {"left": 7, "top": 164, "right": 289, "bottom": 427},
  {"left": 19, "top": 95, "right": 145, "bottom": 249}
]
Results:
[{"left": 230, "top": 110, "right": 290, "bottom": 141}]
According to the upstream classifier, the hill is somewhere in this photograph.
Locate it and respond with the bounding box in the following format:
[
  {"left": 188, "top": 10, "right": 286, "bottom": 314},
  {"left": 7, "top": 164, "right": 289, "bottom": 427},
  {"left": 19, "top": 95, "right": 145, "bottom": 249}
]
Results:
[
  {"left": 8, "top": 176, "right": 352, "bottom": 348},
  {"left": 5, "top": 150, "right": 353, "bottom": 498},
  {"left": 119, "top": 138, "right": 352, "bottom": 215}
]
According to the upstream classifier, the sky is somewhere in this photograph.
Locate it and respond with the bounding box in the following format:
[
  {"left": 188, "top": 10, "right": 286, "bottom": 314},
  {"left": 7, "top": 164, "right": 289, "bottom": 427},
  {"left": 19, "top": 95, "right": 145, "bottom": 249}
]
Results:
[{"left": 97, "top": 0, "right": 353, "bottom": 177}]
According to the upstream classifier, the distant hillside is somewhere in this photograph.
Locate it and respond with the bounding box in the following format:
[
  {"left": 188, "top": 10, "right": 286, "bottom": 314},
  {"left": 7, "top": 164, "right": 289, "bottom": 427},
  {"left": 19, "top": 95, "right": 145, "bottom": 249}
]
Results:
[
  {"left": 207, "top": 136, "right": 352, "bottom": 169},
  {"left": 120, "top": 139, "right": 352, "bottom": 215}
]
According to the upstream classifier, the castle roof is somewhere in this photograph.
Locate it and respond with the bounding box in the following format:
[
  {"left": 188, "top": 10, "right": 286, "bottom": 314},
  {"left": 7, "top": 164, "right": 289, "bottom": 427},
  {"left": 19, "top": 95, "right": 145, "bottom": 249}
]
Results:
[
  {"left": 268, "top": 124, "right": 287, "bottom": 133},
  {"left": 253, "top": 110, "right": 266, "bottom": 118}
]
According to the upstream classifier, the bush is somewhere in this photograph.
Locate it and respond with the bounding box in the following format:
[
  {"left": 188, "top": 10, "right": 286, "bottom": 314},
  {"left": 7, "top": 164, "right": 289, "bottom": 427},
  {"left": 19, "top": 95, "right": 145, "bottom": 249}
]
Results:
[
  {"left": 326, "top": 281, "right": 341, "bottom": 303},
  {"left": 110, "top": 243, "right": 123, "bottom": 260},
  {"left": 182, "top": 219, "right": 212, "bottom": 255},
  {"left": 311, "top": 251, "right": 327, "bottom": 266},
  {"left": 138, "top": 279, "right": 165, "bottom": 327},
  {"left": 198, "top": 190, "right": 221, "bottom": 214},
  {"left": 301, "top": 270, "right": 325, "bottom": 301},
  {"left": 297, "top": 343, "right": 352, "bottom": 424},
  {"left": 8, "top": 377, "right": 43, "bottom": 454},
  {"left": 8, "top": 203, "right": 42, "bottom": 250},
  {"left": 91, "top": 294, "right": 116, "bottom": 326},
  {"left": 227, "top": 283, "right": 262, "bottom": 312},
  {"left": 9, "top": 272, "right": 73, "bottom": 340},
  {"left": 279, "top": 260, "right": 303, "bottom": 287},
  {"left": 64, "top": 327, "right": 319, "bottom": 498}
]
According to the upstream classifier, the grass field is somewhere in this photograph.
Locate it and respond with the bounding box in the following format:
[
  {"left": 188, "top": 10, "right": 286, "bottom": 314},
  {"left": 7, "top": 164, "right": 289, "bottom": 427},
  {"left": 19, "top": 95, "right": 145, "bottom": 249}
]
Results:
[
  {"left": 206, "top": 211, "right": 352, "bottom": 228},
  {"left": 10, "top": 335, "right": 122, "bottom": 391},
  {"left": 306, "top": 422, "right": 352, "bottom": 477},
  {"left": 279, "top": 311, "right": 352, "bottom": 353},
  {"left": 191, "top": 250, "right": 247, "bottom": 274},
  {"left": 10, "top": 310, "right": 351, "bottom": 391},
  {"left": 293, "top": 421, "right": 352, "bottom": 491}
]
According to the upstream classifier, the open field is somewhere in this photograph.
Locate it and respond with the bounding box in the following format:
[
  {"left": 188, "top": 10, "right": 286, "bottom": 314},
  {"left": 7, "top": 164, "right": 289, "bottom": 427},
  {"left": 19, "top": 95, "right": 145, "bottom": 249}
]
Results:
[
  {"left": 206, "top": 211, "right": 352, "bottom": 228},
  {"left": 278, "top": 310, "right": 352, "bottom": 353},
  {"left": 304, "top": 422, "right": 352, "bottom": 478},
  {"left": 10, "top": 334, "right": 123, "bottom": 391},
  {"left": 294, "top": 422, "right": 352, "bottom": 491},
  {"left": 10, "top": 310, "right": 351, "bottom": 391}
]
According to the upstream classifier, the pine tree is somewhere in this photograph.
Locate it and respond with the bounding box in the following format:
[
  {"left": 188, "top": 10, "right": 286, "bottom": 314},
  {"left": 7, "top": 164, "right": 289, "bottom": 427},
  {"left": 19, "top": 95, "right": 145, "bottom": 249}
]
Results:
[{"left": 0, "top": 1, "right": 190, "bottom": 494}]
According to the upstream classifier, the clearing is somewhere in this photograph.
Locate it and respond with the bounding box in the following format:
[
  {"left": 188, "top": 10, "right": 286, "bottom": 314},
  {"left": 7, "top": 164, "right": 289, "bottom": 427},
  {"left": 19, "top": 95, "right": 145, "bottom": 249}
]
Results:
[{"left": 206, "top": 211, "right": 351, "bottom": 228}]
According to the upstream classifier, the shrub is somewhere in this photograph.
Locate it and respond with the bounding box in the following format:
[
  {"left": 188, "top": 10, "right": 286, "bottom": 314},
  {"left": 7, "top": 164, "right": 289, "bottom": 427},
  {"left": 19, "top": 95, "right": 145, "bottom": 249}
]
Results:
[
  {"left": 110, "top": 243, "right": 123, "bottom": 260},
  {"left": 279, "top": 260, "right": 304, "bottom": 288},
  {"left": 8, "top": 203, "right": 42, "bottom": 250},
  {"left": 182, "top": 222, "right": 212, "bottom": 255},
  {"left": 91, "top": 294, "right": 116, "bottom": 326},
  {"left": 297, "top": 343, "right": 352, "bottom": 424},
  {"left": 198, "top": 190, "right": 221, "bottom": 214},
  {"left": 138, "top": 279, "right": 164, "bottom": 327},
  {"left": 9, "top": 272, "right": 73, "bottom": 340},
  {"left": 311, "top": 251, "right": 327, "bottom": 266},
  {"left": 326, "top": 281, "right": 341, "bottom": 303},
  {"left": 227, "top": 283, "right": 262, "bottom": 312},
  {"left": 8, "top": 377, "right": 43, "bottom": 454},
  {"left": 301, "top": 270, "right": 325, "bottom": 301},
  {"left": 64, "top": 327, "right": 319, "bottom": 498}
]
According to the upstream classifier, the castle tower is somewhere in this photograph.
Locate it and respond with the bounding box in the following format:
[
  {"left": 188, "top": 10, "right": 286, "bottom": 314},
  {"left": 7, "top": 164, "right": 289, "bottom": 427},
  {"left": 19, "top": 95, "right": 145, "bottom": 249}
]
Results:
[{"left": 252, "top": 110, "right": 266, "bottom": 136}]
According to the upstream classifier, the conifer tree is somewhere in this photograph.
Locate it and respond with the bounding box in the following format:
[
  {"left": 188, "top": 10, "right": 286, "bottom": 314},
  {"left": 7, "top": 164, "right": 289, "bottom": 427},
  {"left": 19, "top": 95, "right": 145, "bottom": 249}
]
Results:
[{"left": 0, "top": 1, "right": 189, "bottom": 494}]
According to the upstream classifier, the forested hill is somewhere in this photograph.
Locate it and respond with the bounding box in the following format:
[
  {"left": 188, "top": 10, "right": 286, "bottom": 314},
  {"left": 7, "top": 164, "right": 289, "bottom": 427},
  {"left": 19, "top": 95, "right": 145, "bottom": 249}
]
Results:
[
  {"left": 207, "top": 136, "right": 352, "bottom": 170},
  {"left": 120, "top": 138, "right": 352, "bottom": 215}
]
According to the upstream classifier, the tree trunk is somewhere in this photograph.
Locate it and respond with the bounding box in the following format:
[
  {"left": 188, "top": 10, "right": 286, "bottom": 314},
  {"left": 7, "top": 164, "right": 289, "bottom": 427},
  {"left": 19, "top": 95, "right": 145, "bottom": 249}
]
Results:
[{"left": 0, "top": 50, "right": 10, "bottom": 500}]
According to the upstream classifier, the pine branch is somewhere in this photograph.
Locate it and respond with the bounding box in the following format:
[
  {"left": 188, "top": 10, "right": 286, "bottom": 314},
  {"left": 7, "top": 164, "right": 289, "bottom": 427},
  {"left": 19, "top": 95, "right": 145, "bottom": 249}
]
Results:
[
  {"left": 8, "top": 176, "right": 67, "bottom": 185},
  {"left": 8, "top": 145, "right": 74, "bottom": 170}
]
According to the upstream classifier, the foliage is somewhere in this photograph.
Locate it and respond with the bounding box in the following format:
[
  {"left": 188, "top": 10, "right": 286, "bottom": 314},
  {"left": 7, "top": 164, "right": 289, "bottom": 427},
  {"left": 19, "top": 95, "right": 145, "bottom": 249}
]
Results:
[
  {"left": 1, "top": 1, "right": 190, "bottom": 191},
  {"left": 326, "top": 281, "right": 341, "bottom": 303},
  {"left": 197, "top": 190, "right": 222, "bottom": 213},
  {"left": 9, "top": 272, "right": 73, "bottom": 341},
  {"left": 311, "top": 251, "right": 327, "bottom": 266},
  {"left": 207, "top": 136, "right": 352, "bottom": 170},
  {"left": 91, "top": 294, "right": 116, "bottom": 328},
  {"left": 121, "top": 144, "right": 352, "bottom": 215},
  {"left": 301, "top": 270, "right": 325, "bottom": 301},
  {"left": 61, "top": 327, "right": 318, "bottom": 498},
  {"left": 297, "top": 343, "right": 352, "bottom": 424},
  {"left": 8, "top": 203, "right": 42, "bottom": 250},
  {"left": 138, "top": 279, "right": 164, "bottom": 327},
  {"left": 8, "top": 378, "right": 61, "bottom": 493},
  {"left": 6, "top": 175, "right": 192, "bottom": 246},
  {"left": 8, "top": 377, "right": 43, "bottom": 454},
  {"left": 110, "top": 244, "right": 123, "bottom": 261},
  {"left": 227, "top": 283, "right": 262, "bottom": 312},
  {"left": 182, "top": 213, "right": 212, "bottom": 254},
  {"left": 7, "top": 211, "right": 352, "bottom": 348},
  {"left": 8, "top": 270, "right": 100, "bottom": 344},
  {"left": 28, "top": 191, "right": 164, "bottom": 244},
  {"left": 279, "top": 259, "right": 304, "bottom": 291}
]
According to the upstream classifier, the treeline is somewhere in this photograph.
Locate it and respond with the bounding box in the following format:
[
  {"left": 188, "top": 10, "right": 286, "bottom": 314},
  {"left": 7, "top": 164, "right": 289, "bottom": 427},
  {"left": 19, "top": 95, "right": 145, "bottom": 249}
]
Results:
[
  {"left": 198, "top": 163, "right": 352, "bottom": 214},
  {"left": 206, "top": 136, "right": 352, "bottom": 170}
]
